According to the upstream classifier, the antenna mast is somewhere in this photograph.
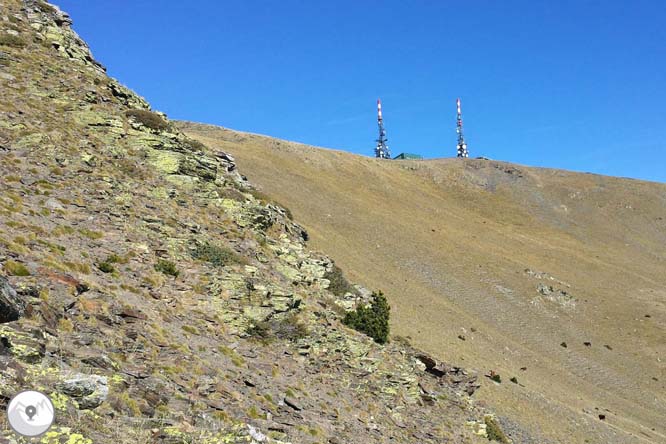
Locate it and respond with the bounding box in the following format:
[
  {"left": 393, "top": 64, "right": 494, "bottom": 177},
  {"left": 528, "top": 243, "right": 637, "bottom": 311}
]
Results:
[
  {"left": 456, "top": 98, "right": 469, "bottom": 158},
  {"left": 375, "top": 99, "right": 391, "bottom": 159}
]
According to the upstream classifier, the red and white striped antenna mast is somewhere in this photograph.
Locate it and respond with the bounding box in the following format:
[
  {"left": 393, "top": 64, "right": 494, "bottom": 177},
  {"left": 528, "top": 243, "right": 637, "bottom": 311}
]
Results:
[
  {"left": 456, "top": 98, "right": 469, "bottom": 158},
  {"left": 375, "top": 99, "right": 391, "bottom": 159}
]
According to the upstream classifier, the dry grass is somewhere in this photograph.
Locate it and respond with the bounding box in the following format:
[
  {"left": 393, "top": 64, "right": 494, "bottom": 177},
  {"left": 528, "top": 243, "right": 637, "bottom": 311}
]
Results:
[
  {"left": 0, "top": 34, "right": 26, "bottom": 48},
  {"left": 181, "top": 121, "right": 666, "bottom": 444}
]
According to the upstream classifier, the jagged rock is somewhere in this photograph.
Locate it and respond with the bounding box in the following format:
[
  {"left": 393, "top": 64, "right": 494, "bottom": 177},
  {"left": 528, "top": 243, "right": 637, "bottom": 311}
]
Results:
[
  {"left": 81, "top": 354, "right": 118, "bottom": 371},
  {"left": 0, "top": 276, "right": 25, "bottom": 323},
  {"left": 415, "top": 353, "right": 480, "bottom": 395},
  {"left": 107, "top": 79, "right": 149, "bottom": 109},
  {"left": 535, "top": 283, "right": 576, "bottom": 308},
  {"left": 136, "top": 377, "right": 169, "bottom": 409},
  {"left": 58, "top": 374, "right": 108, "bottom": 409},
  {"left": 45, "top": 197, "right": 64, "bottom": 210},
  {"left": 283, "top": 396, "right": 303, "bottom": 411},
  {"left": 0, "top": 325, "right": 45, "bottom": 364}
]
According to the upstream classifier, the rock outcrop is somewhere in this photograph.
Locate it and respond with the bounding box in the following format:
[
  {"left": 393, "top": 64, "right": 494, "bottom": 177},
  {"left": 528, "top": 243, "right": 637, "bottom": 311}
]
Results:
[{"left": 0, "top": 276, "right": 24, "bottom": 323}]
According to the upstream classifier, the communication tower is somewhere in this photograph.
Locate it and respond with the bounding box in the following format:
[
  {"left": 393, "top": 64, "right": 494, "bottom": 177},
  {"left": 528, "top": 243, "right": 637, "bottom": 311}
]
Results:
[{"left": 375, "top": 99, "right": 391, "bottom": 159}]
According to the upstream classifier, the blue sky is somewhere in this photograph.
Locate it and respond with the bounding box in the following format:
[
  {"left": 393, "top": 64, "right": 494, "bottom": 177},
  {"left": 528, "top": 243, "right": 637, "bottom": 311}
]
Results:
[{"left": 56, "top": 0, "right": 665, "bottom": 183}]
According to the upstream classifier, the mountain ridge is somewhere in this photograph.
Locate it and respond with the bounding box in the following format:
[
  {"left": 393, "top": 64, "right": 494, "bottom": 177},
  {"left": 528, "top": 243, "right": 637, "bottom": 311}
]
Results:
[
  {"left": 0, "top": 1, "right": 538, "bottom": 443},
  {"left": 181, "top": 121, "right": 666, "bottom": 444}
]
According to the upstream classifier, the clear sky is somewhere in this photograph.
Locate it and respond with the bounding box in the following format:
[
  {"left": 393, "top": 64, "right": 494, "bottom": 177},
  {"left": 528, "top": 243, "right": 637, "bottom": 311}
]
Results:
[{"left": 56, "top": 0, "right": 665, "bottom": 183}]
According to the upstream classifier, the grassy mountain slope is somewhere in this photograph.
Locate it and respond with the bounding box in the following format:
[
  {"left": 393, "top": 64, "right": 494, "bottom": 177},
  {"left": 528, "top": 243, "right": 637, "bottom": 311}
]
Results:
[
  {"left": 0, "top": 1, "right": 519, "bottom": 443},
  {"left": 180, "top": 122, "right": 666, "bottom": 444}
]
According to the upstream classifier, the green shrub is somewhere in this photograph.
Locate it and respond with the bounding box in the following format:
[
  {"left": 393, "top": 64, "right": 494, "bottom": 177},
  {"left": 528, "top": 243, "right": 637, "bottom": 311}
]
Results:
[
  {"left": 343, "top": 291, "right": 390, "bottom": 344},
  {"left": 97, "top": 261, "right": 114, "bottom": 273},
  {"left": 324, "top": 263, "right": 355, "bottom": 297},
  {"left": 0, "top": 34, "right": 26, "bottom": 48},
  {"left": 155, "top": 259, "right": 179, "bottom": 277},
  {"left": 107, "top": 254, "right": 121, "bottom": 264},
  {"left": 246, "top": 321, "right": 271, "bottom": 342},
  {"left": 79, "top": 228, "right": 104, "bottom": 240},
  {"left": 484, "top": 416, "right": 510, "bottom": 443},
  {"left": 97, "top": 253, "right": 127, "bottom": 274},
  {"left": 125, "top": 109, "right": 170, "bottom": 131},
  {"left": 191, "top": 242, "right": 246, "bottom": 267}
]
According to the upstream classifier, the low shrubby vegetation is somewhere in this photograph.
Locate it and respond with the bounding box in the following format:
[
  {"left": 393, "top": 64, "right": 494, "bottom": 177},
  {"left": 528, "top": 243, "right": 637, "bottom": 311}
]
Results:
[
  {"left": 97, "top": 253, "right": 127, "bottom": 274},
  {"left": 191, "top": 241, "right": 247, "bottom": 267},
  {"left": 484, "top": 416, "right": 510, "bottom": 443},
  {"left": 125, "top": 109, "right": 170, "bottom": 131},
  {"left": 246, "top": 313, "right": 308, "bottom": 343},
  {"left": 4, "top": 260, "right": 30, "bottom": 276},
  {"left": 154, "top": 259, "right": 179, "bottom": 277},
  {"left": 0, "top": 34, "right": 26, "bottom": 48},
  {"left": 343, "top": 291, "right": 390, "bottom": 344},
  {"left": 324, "top": 263, "right": 355, "bottom": 297},
  {"left": 96, "top": 261, "right": 114, "bottom": 274}
]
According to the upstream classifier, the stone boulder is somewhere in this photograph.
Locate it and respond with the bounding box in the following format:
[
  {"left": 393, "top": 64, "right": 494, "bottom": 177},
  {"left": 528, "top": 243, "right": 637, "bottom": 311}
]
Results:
[
  {"left": 58, "top": 374, "right": 109, "bottom": 410},
  {"left": 0, "top": 276, "right": 25, "bottom": 324}
]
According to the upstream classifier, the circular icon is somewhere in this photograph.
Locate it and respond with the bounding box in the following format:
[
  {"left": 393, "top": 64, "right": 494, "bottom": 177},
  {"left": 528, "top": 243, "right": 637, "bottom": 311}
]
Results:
[{"left": 6, "top": 390, "right": 55, "bottom": 437}]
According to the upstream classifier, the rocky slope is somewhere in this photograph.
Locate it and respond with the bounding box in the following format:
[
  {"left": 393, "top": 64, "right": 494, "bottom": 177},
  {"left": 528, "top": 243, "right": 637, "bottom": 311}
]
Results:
[
  {"left": 179, "top": 124, "right": 666, "bottom": 443},
  {"left": 0, "top": 1, "right": 523, "bottom": 443}
]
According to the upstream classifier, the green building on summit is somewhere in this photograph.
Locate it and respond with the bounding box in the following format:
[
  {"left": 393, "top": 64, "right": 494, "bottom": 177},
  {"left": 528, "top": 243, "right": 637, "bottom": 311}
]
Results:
[{"left": 393, "top": 153, "right": 423, "bottom": 160}]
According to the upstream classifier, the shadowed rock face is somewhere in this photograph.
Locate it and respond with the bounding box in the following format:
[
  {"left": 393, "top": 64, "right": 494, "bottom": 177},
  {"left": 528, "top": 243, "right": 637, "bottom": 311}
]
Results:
[{"left": 0, "top": 276, "right": 24, "bottom": 323}]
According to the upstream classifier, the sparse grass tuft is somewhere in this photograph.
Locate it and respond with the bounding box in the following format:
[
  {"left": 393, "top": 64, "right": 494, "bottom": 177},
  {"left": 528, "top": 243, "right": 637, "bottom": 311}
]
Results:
[
  {"left": 58, "top": 317, "right": 74, "bottom": 333},
  {"left": 79, "top": 228, "right": 104, "bottom": 240},
  {"left": 154, "top": 259, "right": 179, "bottom": 277},
  {"left": 181, "top": 325, "right": 199, "bottom": 335},
  {"left": 3, "top": 260, "right": 30, "bottom": 276},
  {"left": 218, "top": 345, "right": 245, "bottom": 366},
  {"left": 247, "top": 406, "right": 262, "bottom": 419},
  {"left": 105, "top": 253, "right": 127, "bottom": 264},
  {"left": 64, "top": 261, "right": 91, "bottom": 274},
  {"left": 52, "top": 225, "right": 75, "bottom": 237}
]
